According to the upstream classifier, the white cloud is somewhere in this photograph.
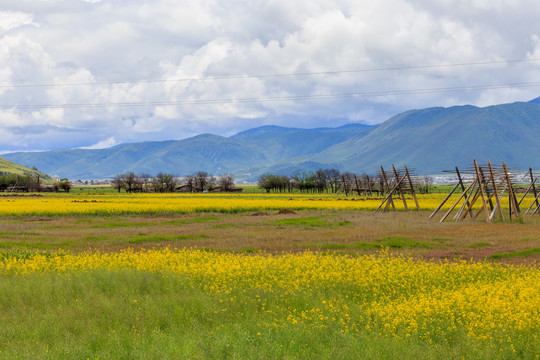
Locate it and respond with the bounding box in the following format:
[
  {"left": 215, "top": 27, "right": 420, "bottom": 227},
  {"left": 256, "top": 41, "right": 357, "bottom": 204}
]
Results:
[
  {"left": 0, "top": 11, "right": 35, "bottom": 32},
  {"left": 1, "top": 0, "right": 540, "bottom": 152},
  {"left": 80, "top": 137, "right": 118, "bottom": 149}
]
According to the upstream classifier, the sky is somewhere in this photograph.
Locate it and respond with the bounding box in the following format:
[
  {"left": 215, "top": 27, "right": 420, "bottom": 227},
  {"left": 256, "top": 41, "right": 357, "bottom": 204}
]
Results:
[{"left": 1, "top": 0, "right": 540, "bottom": 153}]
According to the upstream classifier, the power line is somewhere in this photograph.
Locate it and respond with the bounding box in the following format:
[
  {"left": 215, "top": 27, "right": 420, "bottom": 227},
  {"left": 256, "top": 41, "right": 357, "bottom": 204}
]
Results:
[
  {"left": 3, "top": 80, "right": 540, "bottom": 109},
  {"left": 1, "top": 58, "right": 540, "bottom": 89}
]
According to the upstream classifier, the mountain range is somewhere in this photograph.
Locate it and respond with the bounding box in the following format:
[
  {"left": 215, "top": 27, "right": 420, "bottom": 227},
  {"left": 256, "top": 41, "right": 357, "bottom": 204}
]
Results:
[{"left": 3, "top": 99, "right": 540, "bottom": 180}]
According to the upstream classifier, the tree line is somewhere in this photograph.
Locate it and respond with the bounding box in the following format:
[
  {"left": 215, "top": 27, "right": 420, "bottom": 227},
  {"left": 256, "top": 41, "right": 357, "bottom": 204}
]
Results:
[
  {"left": 111, "top": 171, "right": 236, "bottom": 193},
  {"left": 257, "top": 169, "right": 434, "bottom": 195},
  {"left": 0, "top": 174, "right": 72, "bottom": 193}
]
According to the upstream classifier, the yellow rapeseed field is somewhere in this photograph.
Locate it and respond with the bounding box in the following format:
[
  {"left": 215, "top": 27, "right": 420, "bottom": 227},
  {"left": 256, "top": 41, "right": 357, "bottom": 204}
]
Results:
[
  {"left": 2, "top": 248, "right": 538, "bottom": 352},
  {"left": 0, "top": 193, "right": 487, "bottom": 216}
]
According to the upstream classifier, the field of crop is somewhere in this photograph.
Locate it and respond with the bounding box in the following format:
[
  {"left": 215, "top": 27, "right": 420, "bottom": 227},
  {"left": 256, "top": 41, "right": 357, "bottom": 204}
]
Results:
[
  {"left": 0, "top": 191, "right": 539, "bottom": 359},
  {"left": 1, "top": 192, "right": 537, "bottom": 216}
]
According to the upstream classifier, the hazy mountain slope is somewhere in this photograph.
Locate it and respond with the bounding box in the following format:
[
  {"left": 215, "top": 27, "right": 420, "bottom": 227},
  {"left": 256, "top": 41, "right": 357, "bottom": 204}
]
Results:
[
  {"left": 306, "top": 102, "right": 540, "bottom": 173},
  {"left": 3, "top": 101, "right": 539, "bottom": 180},
  {"left": 4, "top": 135, "right": 264, "bottom": 179},
  {"left": 3, "top": 124, "right": 373, "bottom": 179},
  {"left": 231, "top": 124, "right": 374, "bottom": 162}
]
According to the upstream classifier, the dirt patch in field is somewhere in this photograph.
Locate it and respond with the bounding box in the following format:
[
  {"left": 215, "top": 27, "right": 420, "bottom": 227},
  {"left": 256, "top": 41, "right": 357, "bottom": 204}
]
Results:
[
  {"left": 251, "top": 212, "right": 268, "bottom": 216},
  {"left": 0, "top": 194, "right": 43, "bottom": 197},
  {"left": 277, "top": 209, "right": 297, "bottom": 215}
]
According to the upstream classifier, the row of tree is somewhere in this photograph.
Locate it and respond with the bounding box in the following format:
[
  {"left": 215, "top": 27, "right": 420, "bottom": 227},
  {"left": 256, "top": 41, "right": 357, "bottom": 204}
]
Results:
[
  {"left": 111, "top": 171, "right": 236, "bottom": 193},
  {"left": 0, "top": 174, "right": 72, "bottom": 192},
  {"left": 257, "top": 169, "right": 434, "bottom": 195}
]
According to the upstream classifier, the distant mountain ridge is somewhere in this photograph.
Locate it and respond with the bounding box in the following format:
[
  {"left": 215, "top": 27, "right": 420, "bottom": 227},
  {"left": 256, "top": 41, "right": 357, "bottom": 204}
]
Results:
[
  {"left": 3, "top": 100, "right": 540, "bottom": 180},
  {"left": 2, "top": 123, "right": 374, "bottom": 180}
]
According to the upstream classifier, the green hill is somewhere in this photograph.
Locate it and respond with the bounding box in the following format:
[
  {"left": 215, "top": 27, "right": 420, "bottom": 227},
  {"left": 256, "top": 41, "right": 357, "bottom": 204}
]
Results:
[{"left": 0, "top": 157, "right": 53, "bottom": 183}]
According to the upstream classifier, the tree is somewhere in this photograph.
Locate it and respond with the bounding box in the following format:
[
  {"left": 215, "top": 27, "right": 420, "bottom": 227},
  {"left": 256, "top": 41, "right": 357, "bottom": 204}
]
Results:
[
  {"left": 257, "top": 173, "right": 273, "bottom": 193},
  {"left": 137, "top": 173, "right": 152, "bottom": 192},
  {"left": 151, "top": 173, "right": 178, "bottom": 193},
  {"left": 218, "top": 174, "right": 235, "bottom": 192},
  {"left": 324, "top": 168, "right": 341, "bottom": 193},
  {"left": 340, "top": 172, "right": 356, "bottom": 196},
  {"left": 58, "top": 179, "right": 72, "bottom": 193},
  {"left": 314, "top": 169, "right": 328, "bottom": 193},
  {"left": 111, "top": 174, "right": 125, "bottom": 192},
  {"left": 419, "top": 176, "right": 434, "bottom": 194},
  {"left": 293, "top": 171, "right": 316, "bottom": 193},
  {"left": 193, "top": 171, "right": 215, "bottom": 192},
  {"left": 183, "top": 174, "right": 196, "bottom": 192},
  {"left": 123, "top": 172, "right": 140, "bottom": 193},
  {"left": 258, "top": 174, "right": 291, "bottom": 193}
]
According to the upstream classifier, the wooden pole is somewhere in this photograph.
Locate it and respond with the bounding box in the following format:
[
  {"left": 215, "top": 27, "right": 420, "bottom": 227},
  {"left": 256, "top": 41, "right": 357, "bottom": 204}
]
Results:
[
  {"left": 353, "top": 175, "right": 362, "bottom": 196},
  {"left": 455, "top": 167, "right": 473, "bottom": 218},
  {"left": 525, "top": 191, "right": 540, "bottom": 214},
  {"left": 489, "top": 178, "right": 508, "bottom": 222},
  {"left": 460, "top": 170, "right": 498, "bottom": 221},
  {"left": 429, "top": 182, "right": 460, "bottom": 219},
  {"left": 404, "top": 166, "right": 420, "bottom": 211},
  {"left": 530, "top": 167, "right": 539, "bottom": 209},
  {"left": 478, "top": 166, "right": 494, "bottom": 211},
  {"left": 380, "top": 166, "right": 396, "bottom": 211},
  {"left": 517, "top": 177, "right": 536, "bottom": 207},
  {"left": 440, "top": 178, "right": 477, "bottom": 222},
  {"left": 374, "top": 174, "right": 408, "bottom": 214},
  {"left": 488, "top": 160, "right": 504, "bottom": 221},
  {"left": 502, "top": 162, "right": 520, "bottom": 218},
  {"left": 456, "top": 184, "right": 479, "bottom": 221},
  {"left": 474, "top": 160, "right": 491, "bottom": 222},
  {"left": 392, "top": 165, "right": 408, "bottom": 212}
]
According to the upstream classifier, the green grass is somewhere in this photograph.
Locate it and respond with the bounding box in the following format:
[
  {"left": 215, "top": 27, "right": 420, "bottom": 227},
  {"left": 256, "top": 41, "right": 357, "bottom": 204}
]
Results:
[
  {"left": 375, "top": 236, "right": 432, "bottom": 249},
  {"left": 128, "top": 234, "right": 209, "bottom": 244},
  {"left": 0, "top": 269, "right": 533, "bottom": 360},
  {"left": 89, "top": 222, "right": 150, "bottom": 228},
  {"left": 163, "top": 216, "right": 219, "bottom": 225},
  {"left": 270, "top": 217, "right": 351, "bottom": 228},
  {"left": 469, "top": 242, "right": 492, "bottom": 248},
  {"left": 311, "top": 242, "right": 380, "bottom": 250},
  {"left": 489, "top": 248, "right": 540, "bottom": 260}
]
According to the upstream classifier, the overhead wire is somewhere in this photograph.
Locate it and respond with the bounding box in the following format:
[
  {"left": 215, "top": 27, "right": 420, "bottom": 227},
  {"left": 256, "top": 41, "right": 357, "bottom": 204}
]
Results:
[
  {"left": 1, "top": 58, "right": 540, "bottom": 109},
  {"left": 1, "top": 57, "right": 539, "bottom": 89},
  {"left": 3, "top": 80, "right": 540, "bottom": 109}
]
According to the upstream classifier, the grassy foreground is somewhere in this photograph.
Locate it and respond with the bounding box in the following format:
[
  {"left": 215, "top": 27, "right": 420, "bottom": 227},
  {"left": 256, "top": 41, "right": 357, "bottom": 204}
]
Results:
[
  {"left": 0, "top": 249, "right": 538, "bottom": 359},
  {"left": 1, "top": 191, "right": 539, "bottom": 359}
]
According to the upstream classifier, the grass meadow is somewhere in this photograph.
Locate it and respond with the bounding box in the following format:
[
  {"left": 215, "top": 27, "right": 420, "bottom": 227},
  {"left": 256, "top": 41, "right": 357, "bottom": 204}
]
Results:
[{"left": 0, "top": 191, "right": 539, "bottom": 359}]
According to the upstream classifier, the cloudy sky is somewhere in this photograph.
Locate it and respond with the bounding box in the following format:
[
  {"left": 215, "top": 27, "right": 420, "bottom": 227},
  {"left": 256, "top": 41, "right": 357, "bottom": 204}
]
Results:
[{"left": 1, "top": 0, "right": 540, "bottom": 153}]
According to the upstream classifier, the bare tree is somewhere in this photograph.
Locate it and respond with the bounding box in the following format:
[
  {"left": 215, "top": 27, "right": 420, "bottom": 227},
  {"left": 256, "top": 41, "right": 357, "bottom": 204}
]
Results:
[
  {"left": 340, "top": 172, "right": 356, "bottom": 196},
  {"left": 183, "top": 174, "right": 196, "bottom": 192},
  {"left": 124, "top": 172, "right": 138, "bottom": 193},
  {"left": 324, "top": 168, "right": 341, "bottom": 193},
  {"left": 152, "top": 173, "right": 178, "bottom": 193},
  {"left": 138, "top": 173, "right": 152, "bottom": 192},
  {"left": 420, "top": 176, "right": 434, "bottom": 194},
  {"left": 218, "top": 174, "right": 235, "bottom": 192},
  {"left": 111, "top": 175, "right": 125, "bottom": 192},
  {"left": 193, "top": 171, "right": 215, "bottom": 192},
  {"left": 314, "top": 169, "right": 328, "bottom": 193}
]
